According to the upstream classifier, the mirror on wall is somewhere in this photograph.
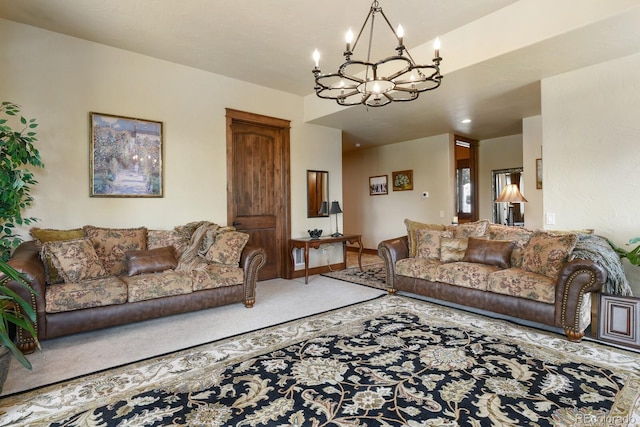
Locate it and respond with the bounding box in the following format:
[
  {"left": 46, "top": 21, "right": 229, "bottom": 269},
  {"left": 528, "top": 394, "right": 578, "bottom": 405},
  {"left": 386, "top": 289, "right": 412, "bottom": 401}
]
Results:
[
  {"left": 307, "top": 170, "right": 329, "bottom": 218},
  {"left": 492, "top": 167, "right": 525, "bottom": 225}
]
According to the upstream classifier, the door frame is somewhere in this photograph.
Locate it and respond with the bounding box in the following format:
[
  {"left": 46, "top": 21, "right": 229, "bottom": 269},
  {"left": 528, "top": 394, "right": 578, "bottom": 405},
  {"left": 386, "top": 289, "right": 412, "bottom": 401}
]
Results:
[{"left": 225, "top": 108, "right": 291, "bottom": 279}]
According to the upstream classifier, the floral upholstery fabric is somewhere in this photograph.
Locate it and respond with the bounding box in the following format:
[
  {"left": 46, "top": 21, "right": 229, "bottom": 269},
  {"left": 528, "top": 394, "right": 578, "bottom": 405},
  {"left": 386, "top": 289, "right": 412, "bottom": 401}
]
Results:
[
  {"left": 395, "top": 258, "right": 442, "bottom": 281},
  {"left": 122, "top": 271, "right": 193, "bottom": 303},
  {"left": 43, "top": 238, "right": 107, "bottom": 283},
  {"left": 436, "top": 262, "right": 499, "bottom": 290},
  {"left": 147, "top": 229, "right": 189, "bottom": 259},
  {"left": 486, "top": 224, "right": 532, "bottom": 268},
  {"left": 404, "top": 219, "right": 447, "bottom": 257},
  {"left": 521, "top": 231, "right": 578, "bottom": 279},
  {"left": 415, "top": 229, "right": 453, "bottom": 260},
  {"left": 488, "top": 268, "right": 556, "bottom": 303},
  {"left": 45, "top": 277, "right": 127, "bottom": 313},
  {"left": 202, "top": 231, "right": 249, "bottom": 266},
  {"left": 447, "top": 219, "right": 489, "bottom": 239},
  {"left": 191, "top": 264, "right": 245, "bottom": 291},
  {"left": 439, "top": 237, "right": 468, "bottom": 263},
  {"left": 33, "top": 227, "right": 86, "bottom": 285},
  {"left": 84, "top": 226, "right": 147, "bottom": 277}
]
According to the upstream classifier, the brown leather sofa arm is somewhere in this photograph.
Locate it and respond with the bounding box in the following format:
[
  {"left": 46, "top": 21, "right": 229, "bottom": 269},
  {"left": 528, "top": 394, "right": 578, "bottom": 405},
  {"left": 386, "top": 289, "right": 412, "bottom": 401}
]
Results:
[
  {"left": 240, "top": 245, "right": 266, "bottom": 308},
  {"left": 554, "top": 259, "right": 606, "bottom": 342},
  {"left": 7, "top": 240, "right": 46, "bottom": 354},
  {"left": 377, "top": 236, "right": 409, "bottom": 292}
]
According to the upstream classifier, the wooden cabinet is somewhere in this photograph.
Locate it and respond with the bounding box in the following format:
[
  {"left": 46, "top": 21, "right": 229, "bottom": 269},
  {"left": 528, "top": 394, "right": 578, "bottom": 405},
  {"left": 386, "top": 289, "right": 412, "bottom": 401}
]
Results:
[{"left": 598, "top": 293, "right": 640, "bottom": 349}]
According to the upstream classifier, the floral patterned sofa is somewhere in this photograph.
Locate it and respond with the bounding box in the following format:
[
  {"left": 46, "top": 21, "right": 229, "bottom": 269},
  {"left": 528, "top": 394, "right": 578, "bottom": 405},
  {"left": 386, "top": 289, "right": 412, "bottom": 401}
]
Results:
[
  {"left": 378, "top": 220, "right": 608, "bottom": 341},
  {"left": 7, "top": 221, "right": 266, "bottom": 353}
]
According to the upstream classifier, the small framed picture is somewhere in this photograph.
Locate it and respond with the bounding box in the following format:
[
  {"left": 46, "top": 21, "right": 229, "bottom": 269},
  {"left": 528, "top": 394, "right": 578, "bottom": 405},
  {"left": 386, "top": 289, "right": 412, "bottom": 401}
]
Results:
[
  {"left": 536, "top": 158, "right": 543, "bottom": 189},
  {"left": 90, "top": 112, "right": 163, "bottom": 197},
  {"left": 369, "top": 175, "right": 388, "bottom": 196},
  {"left": 392, "top": 170, "right": 413, "bottom": 191}
]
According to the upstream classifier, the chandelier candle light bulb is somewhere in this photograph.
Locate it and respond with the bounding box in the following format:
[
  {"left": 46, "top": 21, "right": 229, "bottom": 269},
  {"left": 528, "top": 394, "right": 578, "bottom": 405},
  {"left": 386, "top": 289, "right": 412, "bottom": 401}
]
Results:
[
  {"left": 345, "top": 28, "right": 354, "bottom": 52},
  {"left": 313, "top": 49, "right": 320, "bottom": 68},
  {"left": 434, "top": 37, "right": 441, "bottom": 58}
]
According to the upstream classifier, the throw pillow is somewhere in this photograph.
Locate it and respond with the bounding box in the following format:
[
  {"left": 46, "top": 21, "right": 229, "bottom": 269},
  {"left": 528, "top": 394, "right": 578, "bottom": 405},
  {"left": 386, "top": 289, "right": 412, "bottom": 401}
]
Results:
[
  {"left": 487, "top": 224, "right": 533, "bottom": 268},
  {"left": 31, "top": 227, "right": 85, "bottom": 284},
  {"left": 439, "top": 237, "right": 468, "bottom": 263},
  {"left": 462, "top": 237, "right": 514, "bottom": 269},
  {"left": 415, "top": 229, "right": 453, "bottom": 260},
  {"left": 84, "top": 226, "right": 147, "bottom": 276},
  {"left": 448, "top": 219, "right": 490, "bottom": 239},
  {"left": 521, "top": 231, "right": 578, "bottom": 279},
  {"left": 404, "top": 219, "right": 447, "bottom": 257},
  {"left": 43, "top": 238, "right": 107, "bottom": 283},
  {"left": 203, "top": 231, "right": 250, "bottom": 266},
  {"left": 126, "top": 246, "right": 178, "bottom": 276},
  {"left": 31, "top": 227, "right": 85, "bottom": 243}
]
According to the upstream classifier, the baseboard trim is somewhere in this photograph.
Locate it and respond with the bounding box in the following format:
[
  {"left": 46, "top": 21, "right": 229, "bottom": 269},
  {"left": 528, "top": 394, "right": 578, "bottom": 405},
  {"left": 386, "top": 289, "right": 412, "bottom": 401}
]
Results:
[{"left": 290, "top": 262, "right": 346, "bottom": 279}]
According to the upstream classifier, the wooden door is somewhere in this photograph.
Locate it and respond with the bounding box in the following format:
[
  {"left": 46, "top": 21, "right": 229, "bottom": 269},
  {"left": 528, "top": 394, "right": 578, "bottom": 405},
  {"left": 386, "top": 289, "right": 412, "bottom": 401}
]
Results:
[{"left": 226, "top": 109, "right": 290, "bottom": 280}]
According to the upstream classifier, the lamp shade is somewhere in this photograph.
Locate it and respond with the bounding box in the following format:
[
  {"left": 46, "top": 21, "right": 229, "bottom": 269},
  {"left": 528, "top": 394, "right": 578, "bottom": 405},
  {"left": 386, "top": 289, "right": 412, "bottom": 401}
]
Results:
[
  {"left": 329, "top": 201, "right": 343, "bottom": 214},
  {"left": 495, "top": 184, "right": 528, "bottom": 203},
  {"left": 318, "top": 201, "right": 329, "bottom": 215}
]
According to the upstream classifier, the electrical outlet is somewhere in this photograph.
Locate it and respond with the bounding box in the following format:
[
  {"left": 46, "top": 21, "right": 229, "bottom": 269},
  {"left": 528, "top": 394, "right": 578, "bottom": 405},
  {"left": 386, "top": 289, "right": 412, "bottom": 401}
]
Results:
[{"left": 322, "top": 248, "right": 328, "bottom": 255}]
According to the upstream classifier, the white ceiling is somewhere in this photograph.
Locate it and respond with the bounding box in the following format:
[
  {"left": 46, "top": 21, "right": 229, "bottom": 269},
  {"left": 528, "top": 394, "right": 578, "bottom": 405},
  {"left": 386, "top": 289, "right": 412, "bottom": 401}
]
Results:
[{"left": 2, "top": 0, "right": 640, "bottom": 151}]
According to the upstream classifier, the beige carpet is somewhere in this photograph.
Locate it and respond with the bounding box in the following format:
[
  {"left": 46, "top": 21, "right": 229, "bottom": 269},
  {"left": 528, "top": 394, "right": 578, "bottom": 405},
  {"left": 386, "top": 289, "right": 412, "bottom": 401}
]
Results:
[{"left": 1, "top": 275, "right": 386, "bottom": 396}]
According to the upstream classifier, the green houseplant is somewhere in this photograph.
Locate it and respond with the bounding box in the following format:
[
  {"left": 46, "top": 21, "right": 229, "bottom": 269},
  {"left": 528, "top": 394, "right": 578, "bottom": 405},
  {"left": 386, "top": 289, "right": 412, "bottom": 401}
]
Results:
[
  {"left": 0, "top": 102, "right": 43, "bottom": 388},
  {"left": 610, "top": 237, "right": 640, "bottom": 266},
  {"left": 0, "top": 101, "right": 43, "bottom": 262}
]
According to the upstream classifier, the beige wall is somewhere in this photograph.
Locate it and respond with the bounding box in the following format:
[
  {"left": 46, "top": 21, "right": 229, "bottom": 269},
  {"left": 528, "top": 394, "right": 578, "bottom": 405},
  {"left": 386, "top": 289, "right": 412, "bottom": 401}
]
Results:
[
  {"left": 542, "top": 52, "right": 640, "bottom": 294},
  {"left": 522, "top": 115, "right": 543, "bottom": 230},
  {"left": 477, "top": 134, "right": 523, "bottom": 222},
  {"left": 0, "top": 19, "right": 342, "bottom": 245},
  {"left": 343, "top": 134, "right": 453, "bottom": 249}
]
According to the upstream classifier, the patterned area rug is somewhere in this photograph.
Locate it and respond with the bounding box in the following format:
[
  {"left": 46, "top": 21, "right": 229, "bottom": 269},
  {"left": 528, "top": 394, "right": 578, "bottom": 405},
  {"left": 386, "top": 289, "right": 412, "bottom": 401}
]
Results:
[
  {"left": 1, "top": 296, "right": 639, "bottom": 426},
  {"left": 322, "top": 262, "right": 387, "bottom": 289}
]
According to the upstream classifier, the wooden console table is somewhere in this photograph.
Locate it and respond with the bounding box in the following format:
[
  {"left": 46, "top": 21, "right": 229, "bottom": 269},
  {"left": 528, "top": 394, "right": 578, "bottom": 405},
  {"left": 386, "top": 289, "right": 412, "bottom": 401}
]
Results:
[{"left": 289, "top": 234, "right": 363, "bottom": 284}]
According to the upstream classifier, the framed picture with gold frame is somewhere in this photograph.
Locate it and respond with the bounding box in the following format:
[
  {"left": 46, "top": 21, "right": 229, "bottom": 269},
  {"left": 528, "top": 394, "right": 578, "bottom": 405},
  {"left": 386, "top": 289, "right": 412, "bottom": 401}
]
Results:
[
  {"left": 392, "top": 170, "right": 413, "bottom": 191},
  {"left": 90, "top": 112, "right": 163, "bottom": 197},
  {"left": 536, "top": 158, "right": 543, "bottom": 189}
]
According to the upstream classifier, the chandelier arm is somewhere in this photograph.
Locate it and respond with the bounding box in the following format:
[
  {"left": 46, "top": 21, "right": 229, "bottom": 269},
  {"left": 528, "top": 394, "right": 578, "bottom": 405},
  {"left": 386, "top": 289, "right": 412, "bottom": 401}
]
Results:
[{"left": 350, "top": 6, "right": 375, "bottom": 55}]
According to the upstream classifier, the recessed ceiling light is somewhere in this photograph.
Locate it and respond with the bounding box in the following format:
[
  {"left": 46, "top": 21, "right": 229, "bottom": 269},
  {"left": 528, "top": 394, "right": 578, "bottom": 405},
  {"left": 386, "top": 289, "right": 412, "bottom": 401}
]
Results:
[
  {"left": 355, "top": 143, "right": 361, "bottom": 147},
  {"left": 460, "top": 119, "right": 472, "bottom": 124}
]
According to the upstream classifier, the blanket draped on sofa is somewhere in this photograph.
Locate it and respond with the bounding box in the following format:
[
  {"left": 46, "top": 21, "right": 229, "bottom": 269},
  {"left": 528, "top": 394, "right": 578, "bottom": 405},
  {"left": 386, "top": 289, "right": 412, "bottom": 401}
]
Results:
[{"left": 569, "top": 233, "right": 632, "bottom": 296}]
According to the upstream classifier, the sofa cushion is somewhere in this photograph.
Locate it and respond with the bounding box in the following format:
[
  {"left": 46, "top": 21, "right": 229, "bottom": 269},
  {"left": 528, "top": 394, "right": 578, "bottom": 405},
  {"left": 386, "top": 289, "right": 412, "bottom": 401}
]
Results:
[
  {"left": 45, "top": 277, "right": 127, "bottom": 313},
  {"left": 521, "top": 231, "right": 578, "bottom": 279},
  {"left": 404, "top": 219, "right": 447, "bottom": 257},
  {"left": 436, "top": 262, "right": 499, "bottom": 290},
  {"left": 462, "top": 237, "right": 514, "bottom": 269},
  {"left": 439, "top": 237, "right": 468, "bottom": 263},
  {"left": 84, "top": 226, "right": 147, "bottom": 276},
  {"left": 126, "top": 246, "right": 178, "bottom": 276},
  {"left": 203, "top": 231, "right": 250, "bottom": 266},
  {"left": 122, "top": 271, "right": 193, "bottom": 303},
  {"left": 147, "top": 229, "right": 189, "bottom": 259},
  {"left": 448, "top": 219, "right": 489, "bottom": 239},
  {"left": 487, "top": 268, "right": 556, "bottom": 304},
  {"left": 486, "top": 224, "right": 532, "bottom": 268},
  {"left": 415, "top": 229, "right": 453, "bottom": 260},
  {"left": 32, "top": 227, "right": 86, "bottom": 284},
  {"left": 395, "top": 257, "right": 442, "bottom": 281},
  {"left": 191, "top": 264, "right": 245, "bottom": 290},
  {"left": 43, "top": 238, "right": 107, "bottom": 283}
]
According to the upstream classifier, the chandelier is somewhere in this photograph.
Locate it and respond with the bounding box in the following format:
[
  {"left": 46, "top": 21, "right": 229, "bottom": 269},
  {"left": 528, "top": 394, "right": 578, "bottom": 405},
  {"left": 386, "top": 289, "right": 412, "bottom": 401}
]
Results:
[{"left": 312, "top": 0, "right": 443, "bottom": 107}]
